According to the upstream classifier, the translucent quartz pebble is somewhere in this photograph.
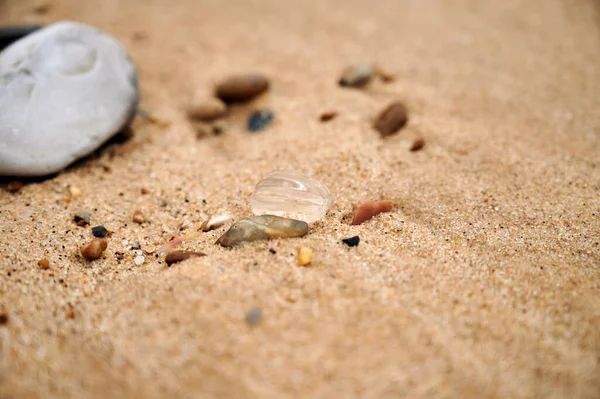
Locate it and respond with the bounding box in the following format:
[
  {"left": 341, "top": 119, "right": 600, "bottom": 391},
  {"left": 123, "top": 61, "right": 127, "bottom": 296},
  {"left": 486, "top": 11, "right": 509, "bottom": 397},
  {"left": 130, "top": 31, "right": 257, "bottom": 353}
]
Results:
[{"left": 248, "top": 171, "right": 331, "bottom": 223}]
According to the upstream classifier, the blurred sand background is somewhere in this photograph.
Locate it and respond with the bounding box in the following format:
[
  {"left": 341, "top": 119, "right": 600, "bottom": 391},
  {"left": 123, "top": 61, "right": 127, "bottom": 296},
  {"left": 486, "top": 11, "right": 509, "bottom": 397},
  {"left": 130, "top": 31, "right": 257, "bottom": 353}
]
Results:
[{"left": 1, "top": 0, "right": 600, "bottom": 397}]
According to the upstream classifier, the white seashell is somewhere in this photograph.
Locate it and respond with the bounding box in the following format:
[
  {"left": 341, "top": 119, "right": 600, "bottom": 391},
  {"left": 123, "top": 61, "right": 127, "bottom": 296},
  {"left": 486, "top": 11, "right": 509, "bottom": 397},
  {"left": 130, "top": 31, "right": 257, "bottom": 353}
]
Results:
[
  {"left": 248, "top": 171, "right": 331, "bottom": 223},
  {"left": 0, "top": 21, "right": 139, "bottom": 176}
]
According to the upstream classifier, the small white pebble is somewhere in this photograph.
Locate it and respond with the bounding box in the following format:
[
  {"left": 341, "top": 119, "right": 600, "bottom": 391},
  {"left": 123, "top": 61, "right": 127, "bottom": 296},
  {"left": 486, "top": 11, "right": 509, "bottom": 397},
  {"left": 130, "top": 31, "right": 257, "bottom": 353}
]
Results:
[
  {"left": 134, "top": 255, "right": 145, "bottom": 265},
  {"left": 135, "top": 250, "right": 143, "bottom": 256},
  {"left": 121, "top": 239, "right": 129, "bottom": 246}
]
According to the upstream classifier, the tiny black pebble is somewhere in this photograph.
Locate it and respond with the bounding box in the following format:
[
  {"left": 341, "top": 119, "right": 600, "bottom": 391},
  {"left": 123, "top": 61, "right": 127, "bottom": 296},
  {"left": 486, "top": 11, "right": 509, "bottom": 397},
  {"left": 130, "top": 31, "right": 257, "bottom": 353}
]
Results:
[
  {"left": 91, "top": 225, "right": 108, "bottom": 238},
  {"left": 342, "top": 235, "right": 360, "bottom": 247},
  {"left": 0, "top": 313, "right": 7, "bottom": 325},
  {"left": 247, "top": 109, "right": 274, "bottom": 132},
  {"left": 269, "top": 248, "right": 277, "bottom": 254},
  {"left": 245, "top": 307, "right": 263, "bottom": 326}
]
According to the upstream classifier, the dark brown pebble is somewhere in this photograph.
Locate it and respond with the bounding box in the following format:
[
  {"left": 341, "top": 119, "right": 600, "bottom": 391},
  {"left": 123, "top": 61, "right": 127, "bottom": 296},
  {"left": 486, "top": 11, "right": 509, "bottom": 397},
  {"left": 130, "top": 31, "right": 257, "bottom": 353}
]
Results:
[
  {"left": 319, "top": 111, "right": 338, "bottom": 122},
  {"left": 0, "top": 313, "right": 8, "bottom": 325},
  {"left": 91, "top": 225, "right": 108, "bottom": 238},
  {"left": 66, "top": 309, "right": 75, "bottom": 319},
  {"left": 269, "top": 248, "right": 277, "bottom": 254},
  {"left": 38, "top": 258, "right": 50, "bottom": 269},
  {"left": 6, "top": 181, "right": 24, "bottom": 193},
  {"left": 215, "top": 74, "right": 269, "bottom": 102},
  {"left": 80, "top": 238, "right": 108, "bottom": 261},
  {"left": 74, "top": 210, "right": 91, "bottom": 226},
  {"left": 165, "top": 250, "right": 206, "bottom": 266},
  {"left": 245, "top": 307, "right": 263, "bottom": 326},
  {"left": 373, "top": 101, "right": 408, "bottom": 137},
  {"left": 141, "top": 187, "right": 150, "bottom": 195},
  {"left": 410, "top": 138, "right": 425, "bottom": 152}
]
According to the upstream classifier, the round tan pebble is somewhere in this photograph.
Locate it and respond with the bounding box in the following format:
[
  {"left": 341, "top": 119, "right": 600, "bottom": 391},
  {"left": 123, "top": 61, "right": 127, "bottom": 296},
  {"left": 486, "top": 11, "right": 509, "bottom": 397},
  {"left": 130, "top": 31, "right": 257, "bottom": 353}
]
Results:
[
  {"left": 215, "top": 74, "right": 269, "bottom": 102},
  {"left": 186, "top": 97, "right": 227, "bottom": 121},
  {"left": 80, "top": 238, "right": 108, "bottom": 261},
  {"left": 132, "top": 210, "right": 146, "bottom": 224},
  {"left": 297, "top": 247, "right": 313, "bottom": 266},
  {"left": 38, "top": 258, "right": 50, "bottom": 269}
]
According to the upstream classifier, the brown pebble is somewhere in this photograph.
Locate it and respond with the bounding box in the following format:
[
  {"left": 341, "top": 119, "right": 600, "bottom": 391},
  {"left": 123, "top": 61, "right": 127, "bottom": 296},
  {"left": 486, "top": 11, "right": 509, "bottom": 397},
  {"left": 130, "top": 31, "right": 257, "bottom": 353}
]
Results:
[
  {"left": 319, "top": 111, "right": 338, "bottom": 122},
  {"left": 0, "top": 313, "right": 8, "bottom": 325},
  {"left": 140, "top": 187, "right": 149, "bottom": 195},
  {"left": 6, "top": 181, "right": 24, "bottom": 193},
  {"left": 66, "top": 309, "right": 75, "bottom": 319},
  {"left": 410, "top": 137, "right": 425, "bottom": 152},
  {"left": 351, "top": 201, "right": 393, "bottom": 225},
  {"left": 374, "top": 65, "right": 397, "bottom": 83},
  {"left": 132, "top": 210, "right": 146, "bottom": 224},
  {"left": 339, "top": 64, "right": 374, "bottom": 87},
  {"left": 165, "top": 250, "right": 206, "bottom": 266},
  {"left": 215, "top": 74, "right": 270, "bottom": 102},
  {"left": 186, "top": 97, "right": 227, "bottom": 121},
  {"left": 373, "top": 101, "right": 408, "bottom": 137},
  {"left": 38, "top": 259, "right": 50, "bottom": 270},
  {"left": 80, "top": 238, "right": 108, "bottom": 261},
  {"left": 297, "top": 247, "right": 313, "bottom": 266}
]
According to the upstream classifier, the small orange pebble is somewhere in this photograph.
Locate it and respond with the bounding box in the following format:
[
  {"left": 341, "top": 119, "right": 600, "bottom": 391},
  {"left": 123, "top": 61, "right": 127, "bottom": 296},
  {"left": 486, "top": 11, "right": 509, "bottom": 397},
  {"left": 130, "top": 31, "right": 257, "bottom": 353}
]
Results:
[
  {"left": 351, "top": 201, "right": 393, "bottom": 225},
  {"left": 38, "top": 259, "right": 50, "bottom": 269}
]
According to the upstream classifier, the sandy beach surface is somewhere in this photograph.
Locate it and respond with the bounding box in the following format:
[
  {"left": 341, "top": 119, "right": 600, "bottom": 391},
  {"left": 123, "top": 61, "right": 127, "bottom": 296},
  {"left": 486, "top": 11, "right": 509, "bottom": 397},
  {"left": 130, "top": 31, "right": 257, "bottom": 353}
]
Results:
[{"left": 1, "top": 0, "right": 599, "bottom": 397}]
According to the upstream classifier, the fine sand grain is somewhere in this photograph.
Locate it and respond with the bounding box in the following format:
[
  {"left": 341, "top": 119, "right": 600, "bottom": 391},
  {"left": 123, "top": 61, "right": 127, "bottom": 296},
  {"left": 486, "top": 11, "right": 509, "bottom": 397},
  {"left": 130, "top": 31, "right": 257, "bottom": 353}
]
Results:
[{"left": 1, "top": 0, "right": 600, "bottom": 397}]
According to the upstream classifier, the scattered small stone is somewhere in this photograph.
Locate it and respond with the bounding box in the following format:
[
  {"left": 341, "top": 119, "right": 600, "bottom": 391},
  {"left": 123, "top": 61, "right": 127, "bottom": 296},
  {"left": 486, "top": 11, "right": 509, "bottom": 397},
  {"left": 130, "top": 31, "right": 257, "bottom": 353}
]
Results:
[
  {"left": 131, "top": 241, "right": 141, "bottom": 250},
  {"left": 38, "top": 258, "right": 50, "bottom": 269},
  {"left": 91, "top": 225, "right": 108, "bottom": 238},
  {"left": 342, "top": 236, "right": 360, "bottom": 247},
  {"left": 80, "top": 238, "right": 108, "bottom": 261},
  {"left": 186, "top": 97, "right": 227, "bottom": 122},
  {"left": 0, "top": 313, "right": 7, "bottom": 325},
  {"left": 269, "top": 248, "right": 277, "bottom": 254},
  {"left": 32, "top": 1, "right": 51, "bottom": 14},
  {"left": 194, "top": 122, "right": 212, "bottom": 139},
  {"left": 245, "top": 307, "right": 263, "bottom": 326},
  {"left": 351, "top": 201, "right": 393, "bottom": 225},
  {"left": 374, "top": 65, "right": 397, "bottom": 83},
  {"left": 132, "top": 210, "right": 146, "bottom": 224},
  {"left": 135, "top": 249, "right": 143, "bottom": 256},
  {"left": 373, "top": 101, "right": 408, "bottom": 137},
  {"left": 133, "top": 255, "right": 145, "bottom": 265},
  {"left": 410, "top": 137, "right": 425, "bottom": 152},
  {"left": 66, "top": 309, "right": 75, "bottom": 319},
  {"left": 297, "top": 247, "right": 313, "bottom": 266},
  {"left": 201, "top": 215, "right": 232, "bottom": 232},
  {"left": 247, "top": 109, "right": 274, "bottom": 132},
  {"left": 140, "top": 187, "right": 150, "bottom": 195},
  {"left": 144, "top": 245, "right": 156, "bottom": 254},
  {"left": 74, "top": 210, "right": 91, "bottom": 226},
  {"left": 216, "top": 215, "right": 309, "bottom": 247},
  {"left": 165, "top": 250, "right": 206, "bottom": 266},
  {"left": 69, "top": 186, "right": 81, "bottom": 198},
  {"left": 6, "top": 180, "right": 24, "bottom": 193},
  {"left": 215, "top": 74, "right": 270, "bottom": 103},
  {"left": 319, "top": 111, "right": 338, "bottom": 122},
  {"left": 338, "top": 64, "right": 374, "bottom": 87}
]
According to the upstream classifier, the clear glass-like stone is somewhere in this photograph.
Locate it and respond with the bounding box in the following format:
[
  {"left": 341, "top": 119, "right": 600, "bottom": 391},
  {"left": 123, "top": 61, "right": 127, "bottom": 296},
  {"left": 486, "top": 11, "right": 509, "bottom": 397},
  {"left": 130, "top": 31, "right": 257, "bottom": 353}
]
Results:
[{"left": 248, "top": 171, "right": 331, "bottom": 223}]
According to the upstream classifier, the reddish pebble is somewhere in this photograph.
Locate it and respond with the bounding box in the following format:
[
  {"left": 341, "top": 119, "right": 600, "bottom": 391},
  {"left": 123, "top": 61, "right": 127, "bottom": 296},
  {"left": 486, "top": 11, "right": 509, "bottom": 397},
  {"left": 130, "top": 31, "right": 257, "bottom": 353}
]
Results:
[
  {"left": 165, "top": 250, "right": 206, "bottom": 266},
  {"left": 7, "top": 181, "right": 24, "bottom": 193},
  {"left": 319, "top": 111, "right": 338, "bottom": 122},
  {"left": 351, "top": 201, "right": 393, "bottom": 225},
  {"left": 410, "top": 138, "right": 425, "bottom": 152}
]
